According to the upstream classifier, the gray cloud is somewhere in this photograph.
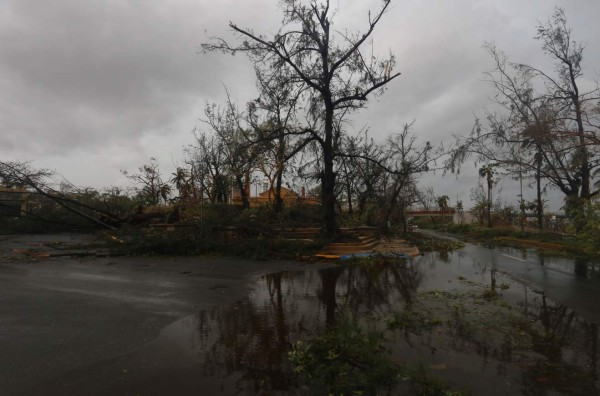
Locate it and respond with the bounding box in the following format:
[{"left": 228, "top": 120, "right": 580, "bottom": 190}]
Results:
[{"left": 1, "top": 0, "right": 599, "bottom": 209}]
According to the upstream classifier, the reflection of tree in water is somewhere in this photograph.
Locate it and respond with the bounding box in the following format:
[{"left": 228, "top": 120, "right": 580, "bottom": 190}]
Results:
[
  {"left": 318, "top": 267, "right": 340, "bottom": 326},
  {"left": 574, "top": 257, "right": 589, "bottom": 278},
  {"left": 318, "top": 258, "right": 423, "bottom": 325},
  {"left": 437, "top": 250, "right": 450, "bottom": 262},
  {"left": 195, "top": 278, "right": 296, "bottom": 394},
  {"left": 192, "top": 260, "right": 424, "bottom": 394},
  {"left": 438, "top": 281, "right": 599, "bottom": 395},
  {"left": 520, "top": 292, "right": 599, "bottom": 394}
]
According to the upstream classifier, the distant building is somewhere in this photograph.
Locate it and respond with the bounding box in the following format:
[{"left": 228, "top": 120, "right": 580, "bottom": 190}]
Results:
[
  {"left": 232, "top": 186, "right": 319, "bottom": 207},
  {"left": 406, "top": 208, "right": 456, "bottom": 217},
  {"left": 0, "top": 187, "right": 29, "bottom": 217}
]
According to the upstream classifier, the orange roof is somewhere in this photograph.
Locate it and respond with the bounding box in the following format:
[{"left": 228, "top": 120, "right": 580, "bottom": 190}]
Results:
[{"left": 258, "top": 187, "right": 299, "bottom": 198}]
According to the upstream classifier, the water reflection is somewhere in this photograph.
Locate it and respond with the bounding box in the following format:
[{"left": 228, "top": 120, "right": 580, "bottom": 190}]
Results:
[
  {"left": 501, "top": 246, "right": 600, "bottom": 280},
  {"left": 389, "top": 252, "right": 599, "bottom": 395},
  {"left": 187, "top": 260, "right": 423, "bottom": 394},
  {"left": 170, "top": 253, "right": 599, "bottom": 395},
  {"left": 38, "top": 249, "right": 600, "bottom": 395},
  {"left": 575, "top": 257, "right": 589, "bottom": 278},
  {"left": 519, "top": 291, "right": 599, "bottom": 394}
]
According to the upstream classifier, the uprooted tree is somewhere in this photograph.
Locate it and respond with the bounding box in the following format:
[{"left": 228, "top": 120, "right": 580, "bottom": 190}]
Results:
[
  {"left": 0, "top": 160, "right": 121, "bottom": 229},
  {"left": 203, "top": 0, "right": 400, "bottom": 235}
]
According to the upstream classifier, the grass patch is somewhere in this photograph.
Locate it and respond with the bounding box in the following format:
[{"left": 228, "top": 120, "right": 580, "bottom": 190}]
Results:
[
  {"left": 441, "top": 223, "right": 600, "bottom": 258},
  {"left": 403, "top": 232, "right": 465, "bottom": 253}
]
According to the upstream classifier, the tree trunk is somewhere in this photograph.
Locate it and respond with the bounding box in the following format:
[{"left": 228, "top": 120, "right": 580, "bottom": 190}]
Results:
[
  {"left": 322, "top": 148, "right": 337, "bottom": 235},
  {"left": 572, "top": 70, "right": 591, "bottom": 201},
  {"left": 400, "top": 197, "right": 408, "bottom": 233},
  {"left": 346, "top": 185, "right": 353, "bottom": 214},
  {"left": 274, "top": 136, "right": 285, "bottom": 213},
  {"left": 343, "top": 163, "right": 353, "bottom": 214},
  {"left": 320, "top": 269, "right": 340, "bottom": 327},
  {"left": 235, "top": 175, "right": 250, "bottom": 209},
  {"left": 536, "top": 154, "right": 544, "bottom": 230},
  {"left": 487, "top": 177, "right": 492, "bottom": 228},
  {"left": 274, "top": 169, "right": 284, "bottom": 213},
  {"left": 322, "top": 106, "right": 337, "bottom": 236}
]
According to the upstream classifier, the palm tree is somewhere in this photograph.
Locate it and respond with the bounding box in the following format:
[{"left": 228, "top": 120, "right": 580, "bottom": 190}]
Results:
[
  {"left": 437, "top": 195, "right": 449, "bottom": 215},
  {"left": 479, "top": 165, "right": 494, "bottom": 228},
  {"left": 158, "top": 184, "right": 171, "bottom": 205},
  {"left": 170, "top": 167, "right": 190, "bottom": 202}
]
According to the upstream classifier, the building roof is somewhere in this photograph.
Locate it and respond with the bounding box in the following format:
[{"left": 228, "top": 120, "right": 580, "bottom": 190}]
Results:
[{"left": 258, "top": 187, "right": 299, "bottom": 198}]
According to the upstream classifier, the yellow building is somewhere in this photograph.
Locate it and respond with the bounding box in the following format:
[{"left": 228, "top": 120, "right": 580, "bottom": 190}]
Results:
[
  {"left": 233, "top": 186, "right": 319, "bottom": 207},
  {"left": 0, "top": 187, "right": 29, "bottom": 217}
]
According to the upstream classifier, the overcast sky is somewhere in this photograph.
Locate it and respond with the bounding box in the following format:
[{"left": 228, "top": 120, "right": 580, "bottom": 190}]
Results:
[{"left": 1, "top": 0, "right": 599, "bottom": 210}]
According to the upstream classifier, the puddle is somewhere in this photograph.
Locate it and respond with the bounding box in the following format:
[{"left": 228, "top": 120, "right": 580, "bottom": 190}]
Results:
[{"left": 33, "top": 250, "right": 600, "bottom": 395}]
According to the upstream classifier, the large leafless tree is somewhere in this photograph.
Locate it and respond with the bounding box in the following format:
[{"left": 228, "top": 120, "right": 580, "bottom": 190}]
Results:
[{"left": 203, "top": 0, "right": 400, "bottom": 235}]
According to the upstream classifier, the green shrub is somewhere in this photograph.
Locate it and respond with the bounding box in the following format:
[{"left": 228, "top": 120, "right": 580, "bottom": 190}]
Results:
[
  {"left": 445, "top": 223, "right": 473, "bottom": 234},
  {"left": 289, "top": 314, "right": 463, "bottom": 395},
  {"left": 288, "top": 315, "right": 399, "bottom": 395}
]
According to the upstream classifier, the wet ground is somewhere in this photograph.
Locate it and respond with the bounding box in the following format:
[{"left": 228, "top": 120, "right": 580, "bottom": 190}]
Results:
[
  {"left": 1, "top": 233, "right": 599, "bottom": 395},
  {"left": 0, "top": 234, "right": 322, "bottom": 395}
]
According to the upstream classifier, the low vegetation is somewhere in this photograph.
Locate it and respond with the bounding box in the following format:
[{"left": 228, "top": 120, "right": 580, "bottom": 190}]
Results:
[
  {"left": 288, "top": 271, "right": 597, "bottom": 396},
  {"left": 104, "top": 227, "right": 322, "bottom": 260},
  {"left": 288, "top": 314, "right": 464, "bottom": 396},
  {"left": 403, "top": 232, "right": 465, "bottom": 253},
  {"left": 441, "top": 223, "right": 600, "bottom": 257}
]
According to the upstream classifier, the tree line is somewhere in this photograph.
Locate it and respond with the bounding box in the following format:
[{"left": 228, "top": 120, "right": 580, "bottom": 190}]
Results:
[
  {"left": 1, "top": 3, "right": 599, "bottom": 237},
  {"left": 447, "top": 8, "right": 599, "bottom": 232}
]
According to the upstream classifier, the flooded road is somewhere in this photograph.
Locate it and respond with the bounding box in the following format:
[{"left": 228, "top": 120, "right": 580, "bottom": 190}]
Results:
[
  {"left": 419, "top": 229, "right": 600, "bottom": 325},
  {"left": 2, "top": 234, "right": 599, "bottom": 395},
  {"left": 0, "top": 236, "right": 319, "bottom": 396},
  {"left": 25, "top": 243, "right": 600, "bottom": 395}
]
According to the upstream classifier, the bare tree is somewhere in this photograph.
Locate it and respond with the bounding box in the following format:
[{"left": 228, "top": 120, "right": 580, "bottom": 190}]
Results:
[
  {"left": 447, "top": 8, "right": 600, "bottom": 231},
  {"left": 337, "top": 131, "right": 386, "bottom": 214},
  {"left": 203, "top": 0, "right": 400, "bottom": 235},
  {"left": 187, "top": 131, "right": 229, "bottom": 204},
  {"left": 247, "top": 64, "right": 309, "bottom": 212},
  {"left": 204, "top": 99, "right": 258, "bottom": 209},
  {"left": 379, "top": 125, "right": 434, "bottom": 231},
  {"left": 121, "top": 157, "right": 170, "bottom": 206},
  {"left": 0, "top": 161, "right": 53, "bottom": 189},
  {"left": 334, "top": 123, "right": 436, "bottom": 230}
]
